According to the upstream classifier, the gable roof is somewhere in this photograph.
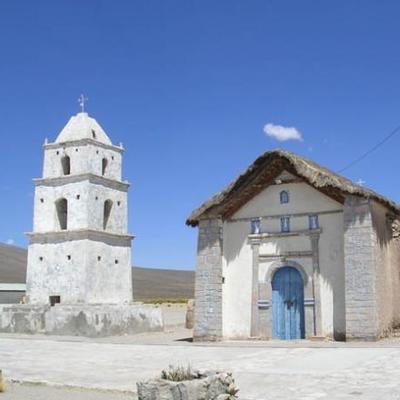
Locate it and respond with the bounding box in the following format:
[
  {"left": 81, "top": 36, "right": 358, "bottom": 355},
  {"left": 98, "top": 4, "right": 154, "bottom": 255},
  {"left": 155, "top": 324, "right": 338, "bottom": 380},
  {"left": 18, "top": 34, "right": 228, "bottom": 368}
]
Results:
[{"left": 186, "top": 149, "right": 399, "bottom": 226}]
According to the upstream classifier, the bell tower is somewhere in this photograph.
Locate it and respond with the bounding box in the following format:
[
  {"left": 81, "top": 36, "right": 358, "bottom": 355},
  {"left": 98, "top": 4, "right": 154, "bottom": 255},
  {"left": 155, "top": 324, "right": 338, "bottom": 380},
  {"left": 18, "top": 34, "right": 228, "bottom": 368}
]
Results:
[{"left": 26, "top": 112, "right": 133, "bottom": 305}]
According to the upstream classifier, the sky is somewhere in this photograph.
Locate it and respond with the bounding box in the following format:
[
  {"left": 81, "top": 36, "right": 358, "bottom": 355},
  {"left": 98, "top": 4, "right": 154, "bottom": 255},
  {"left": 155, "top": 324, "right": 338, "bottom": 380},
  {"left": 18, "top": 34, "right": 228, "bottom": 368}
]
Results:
[{"left": 1, "top": 1, "right": 400, "bottom": 270}]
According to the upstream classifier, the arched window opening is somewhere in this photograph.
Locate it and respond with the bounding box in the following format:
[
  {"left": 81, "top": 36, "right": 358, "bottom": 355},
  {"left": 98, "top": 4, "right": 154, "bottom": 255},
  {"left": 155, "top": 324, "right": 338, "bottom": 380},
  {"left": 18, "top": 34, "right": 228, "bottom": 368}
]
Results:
[
  {"left": 56, "top": 198, "right": 68, "bottom": 230},
  {"left": 103, "top": 199, "right": 113, "bottom": 230},
  {"left": 102, "top": 158, "right": 108, "bottom": 176},
  {"left": 61, "top": 155, "right": 71, "bottom": 175},
  {"left": 280, "top": 190, "right": 289, "bottom": 204}
]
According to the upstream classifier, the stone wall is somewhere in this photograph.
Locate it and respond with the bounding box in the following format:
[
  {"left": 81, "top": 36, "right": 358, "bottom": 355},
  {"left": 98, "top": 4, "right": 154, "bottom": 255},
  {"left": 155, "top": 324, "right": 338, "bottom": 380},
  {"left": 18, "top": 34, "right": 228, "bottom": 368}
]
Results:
[
  {"left": 371, "top": 201, "right": 400, "bottom": 336},
  {"left": 0, "top": 304, "right": 163, "bottom": 337},
  {"left": 344, "top": 196, "right": 379, "bottom": 340},
  {"left": 344, "top": 196, "right": 400, "bottom": 340},
  {"left": 193, "top": 219, "right": 223, "bottom": 341}
]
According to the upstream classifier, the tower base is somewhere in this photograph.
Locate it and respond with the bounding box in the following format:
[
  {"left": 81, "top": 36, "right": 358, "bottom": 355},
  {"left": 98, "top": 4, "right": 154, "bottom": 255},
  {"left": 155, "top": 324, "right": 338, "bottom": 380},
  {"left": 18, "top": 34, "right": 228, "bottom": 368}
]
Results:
[{"left": 0, "top": 303, "right": 163, "bottom": 337}]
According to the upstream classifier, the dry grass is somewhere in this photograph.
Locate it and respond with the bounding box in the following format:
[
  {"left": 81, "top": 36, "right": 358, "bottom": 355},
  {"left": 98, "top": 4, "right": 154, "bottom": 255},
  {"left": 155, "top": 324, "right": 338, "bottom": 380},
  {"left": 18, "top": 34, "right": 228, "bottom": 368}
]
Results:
[
  {"left": 161, "top": 365, "right": 193, "bottom": 382},
  {"left": 143, "top": 298, "right": 188, "bottom": 305}
]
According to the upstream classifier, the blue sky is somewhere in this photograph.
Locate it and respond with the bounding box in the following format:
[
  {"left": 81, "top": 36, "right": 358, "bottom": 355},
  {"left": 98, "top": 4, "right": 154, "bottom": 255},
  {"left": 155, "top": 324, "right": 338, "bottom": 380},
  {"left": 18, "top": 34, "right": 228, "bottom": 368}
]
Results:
[{"left": 1, "top": 1, "right": 400, "bottom": 269}]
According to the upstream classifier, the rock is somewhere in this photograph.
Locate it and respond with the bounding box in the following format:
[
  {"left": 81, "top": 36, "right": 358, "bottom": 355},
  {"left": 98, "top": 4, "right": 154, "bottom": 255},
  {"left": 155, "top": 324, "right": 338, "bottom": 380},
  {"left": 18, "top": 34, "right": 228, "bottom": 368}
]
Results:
[
  {"left": 137, "top": 370, "right": 238, "bottom": 400},
  {"left": 215, "top": 395, "right": 230, "bottom": 400}
]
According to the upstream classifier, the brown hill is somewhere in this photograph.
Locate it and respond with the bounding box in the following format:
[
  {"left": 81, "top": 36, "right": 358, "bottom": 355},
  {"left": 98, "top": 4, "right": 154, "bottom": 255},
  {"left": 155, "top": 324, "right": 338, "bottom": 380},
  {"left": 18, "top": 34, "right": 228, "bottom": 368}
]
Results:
[{"left": 0, "top": 243, "right": 194, "bottom": 301}]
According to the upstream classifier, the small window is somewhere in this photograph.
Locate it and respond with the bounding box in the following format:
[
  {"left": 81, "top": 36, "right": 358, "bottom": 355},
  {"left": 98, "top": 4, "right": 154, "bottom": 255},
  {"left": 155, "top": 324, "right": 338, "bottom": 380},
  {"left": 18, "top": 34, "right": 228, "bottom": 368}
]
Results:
[
  {"left": 39, "top": 256, "right": 43, "bottom": 261},
  {"left": 97, "top": 256, "right": 102, "bottom": 262},
  {"left": 309, "top": 215, "right": 319, "bottom": 230},
  {"left": 76, "top": 194, "right": 80, "bottom": 200},
  {"left": 250, "top": 218, "right": 261, "bottom": 234},
  {"left": 117, "top": 201, "right": 121, "bottom": 206},
  {"left": 49, "top": 295, "right": 61, "bottom": 307},
  {"left": 92, "top": 129, "right": 96, "bottom": 139},
  {"left": 40, "top": 198, "right": 44, "bottom": 203},
  {"left": 75, "top": 148, "right": 79, "bottom": 152},
  {"left": 281, "top": 216, "right": 290, "bottom": 233},
  {"left": 115, "top": 259, "right": 119, "bottom": 264},
  {"left": 280, "top": 190, "right": 289, "bottom": 204},
  {"left": 67, "top": 255, "right": 71, "bottom": 260}
]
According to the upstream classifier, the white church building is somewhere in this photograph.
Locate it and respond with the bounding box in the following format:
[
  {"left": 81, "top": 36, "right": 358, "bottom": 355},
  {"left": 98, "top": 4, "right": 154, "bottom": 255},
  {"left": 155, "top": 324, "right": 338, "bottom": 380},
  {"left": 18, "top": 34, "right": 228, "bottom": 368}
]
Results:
[{"left": 187, "top": 150, "right": 400, "bottom": 341}]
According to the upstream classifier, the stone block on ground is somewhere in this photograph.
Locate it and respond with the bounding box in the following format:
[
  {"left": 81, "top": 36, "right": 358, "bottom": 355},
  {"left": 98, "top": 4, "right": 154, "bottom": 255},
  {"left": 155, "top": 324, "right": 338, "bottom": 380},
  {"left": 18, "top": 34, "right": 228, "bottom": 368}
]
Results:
[{"left": 137, "top": 370, "right": 238, "bottom": 400}]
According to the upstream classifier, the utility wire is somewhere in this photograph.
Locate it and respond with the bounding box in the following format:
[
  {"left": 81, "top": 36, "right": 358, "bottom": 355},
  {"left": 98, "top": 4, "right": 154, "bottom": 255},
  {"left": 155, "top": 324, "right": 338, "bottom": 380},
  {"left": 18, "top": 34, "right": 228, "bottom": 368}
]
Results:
[{"left": 338, "top": 124, "right": 400, "bottom": 173}]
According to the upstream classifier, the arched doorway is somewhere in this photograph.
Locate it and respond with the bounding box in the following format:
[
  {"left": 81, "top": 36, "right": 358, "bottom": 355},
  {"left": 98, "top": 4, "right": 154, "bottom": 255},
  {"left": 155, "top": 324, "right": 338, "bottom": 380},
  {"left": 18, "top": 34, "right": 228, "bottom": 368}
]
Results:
[{"left": 272, "top": 267, "right": 305, "bottom": 339}]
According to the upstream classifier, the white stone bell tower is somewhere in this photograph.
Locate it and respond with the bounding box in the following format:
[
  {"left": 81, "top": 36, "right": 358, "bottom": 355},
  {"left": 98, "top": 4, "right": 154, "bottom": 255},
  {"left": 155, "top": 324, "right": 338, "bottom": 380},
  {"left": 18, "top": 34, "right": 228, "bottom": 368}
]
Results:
[{"left": 26, "top": 112, "right": 133, "bottom": 305}]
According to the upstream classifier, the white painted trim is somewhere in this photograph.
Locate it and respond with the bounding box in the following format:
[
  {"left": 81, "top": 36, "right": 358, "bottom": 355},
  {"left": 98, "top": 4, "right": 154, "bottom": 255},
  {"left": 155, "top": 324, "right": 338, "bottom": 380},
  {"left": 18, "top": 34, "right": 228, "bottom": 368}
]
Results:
[
  {"left": 0, "top": 283, "right": 26, "bottom": 291},
  {"left": 228, "top": 209, "right": 343, "bottom": 223}
]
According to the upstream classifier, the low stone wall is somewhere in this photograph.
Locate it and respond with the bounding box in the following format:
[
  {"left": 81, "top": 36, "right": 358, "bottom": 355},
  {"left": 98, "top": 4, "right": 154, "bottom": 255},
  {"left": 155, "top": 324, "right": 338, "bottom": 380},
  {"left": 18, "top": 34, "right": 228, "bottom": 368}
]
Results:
[{"left": 0, "top": 303, "right": 163, "bottom": 337}]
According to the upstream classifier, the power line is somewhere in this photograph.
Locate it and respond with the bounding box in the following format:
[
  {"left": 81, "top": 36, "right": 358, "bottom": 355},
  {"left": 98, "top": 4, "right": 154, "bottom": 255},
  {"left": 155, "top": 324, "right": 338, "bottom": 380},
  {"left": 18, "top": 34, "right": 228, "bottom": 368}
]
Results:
[{"left": 338, "top": 124, "right": 400, "bottom": 173}]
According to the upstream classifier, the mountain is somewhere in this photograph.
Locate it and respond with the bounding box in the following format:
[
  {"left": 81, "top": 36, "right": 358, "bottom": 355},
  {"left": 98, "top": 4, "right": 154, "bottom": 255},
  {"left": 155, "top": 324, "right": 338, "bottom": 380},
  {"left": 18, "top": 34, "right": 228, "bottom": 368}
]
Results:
[{"left": 0, "top": 243, "right": 194, "bottom": 301}]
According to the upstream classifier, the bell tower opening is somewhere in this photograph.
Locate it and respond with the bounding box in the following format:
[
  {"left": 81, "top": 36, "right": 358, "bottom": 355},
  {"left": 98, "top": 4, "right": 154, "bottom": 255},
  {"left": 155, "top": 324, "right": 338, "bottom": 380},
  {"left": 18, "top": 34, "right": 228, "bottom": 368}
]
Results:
[
  {"left": 61, "top": 155, "right": 71, "bottom": 175},
  {"left": 56, "top": 198, "right": 68, "bottom": 230},
  {"left": 103, "top": 199, "right": 113, "bottom": 230},
  {"left": 102, "top": 158, "right": 108, "bottom": 176}
]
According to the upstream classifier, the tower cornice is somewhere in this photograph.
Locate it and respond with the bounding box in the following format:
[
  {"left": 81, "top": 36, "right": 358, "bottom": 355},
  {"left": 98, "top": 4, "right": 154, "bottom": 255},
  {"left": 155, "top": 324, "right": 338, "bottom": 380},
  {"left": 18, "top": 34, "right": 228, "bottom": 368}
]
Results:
[
  {"left": 26, "top": 229, "right": 134, "bottom": 246},
  {"left": 44, "top": 138, "right": 124, "bottom": 154},
  {"left": 33, "top": 173, "right": 130, "bottom": 191}
]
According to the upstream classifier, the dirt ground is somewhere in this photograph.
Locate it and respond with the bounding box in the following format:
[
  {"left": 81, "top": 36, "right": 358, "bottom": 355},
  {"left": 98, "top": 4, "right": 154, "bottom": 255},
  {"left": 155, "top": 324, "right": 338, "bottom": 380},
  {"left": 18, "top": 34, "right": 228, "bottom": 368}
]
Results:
[{"left": 1, "top": 382, "right": 134, "bottom": 400}]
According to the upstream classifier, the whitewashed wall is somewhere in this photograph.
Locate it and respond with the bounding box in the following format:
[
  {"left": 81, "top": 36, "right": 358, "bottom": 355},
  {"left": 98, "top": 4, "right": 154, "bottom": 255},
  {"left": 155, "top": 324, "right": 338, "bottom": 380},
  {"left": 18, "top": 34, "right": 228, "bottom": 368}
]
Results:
[
  {"left": 43, "top": 143, "right": 122, "bottom": 180},
  {"left": 222, "top": 179, "right": 345, "bottom": 339},
  {"left": 33, "top": 182, "right": 128, "bottom": 233},
  {"left": 26, "top": 240, "right": 132, "bottom": 304}
]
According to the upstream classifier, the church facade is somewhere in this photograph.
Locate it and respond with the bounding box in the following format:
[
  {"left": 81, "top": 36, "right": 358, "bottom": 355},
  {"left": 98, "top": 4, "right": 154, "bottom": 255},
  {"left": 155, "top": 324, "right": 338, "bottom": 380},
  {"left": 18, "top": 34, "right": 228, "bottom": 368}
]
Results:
[{"left": 187, "top": 150, "right": 400, "bottom": 341}]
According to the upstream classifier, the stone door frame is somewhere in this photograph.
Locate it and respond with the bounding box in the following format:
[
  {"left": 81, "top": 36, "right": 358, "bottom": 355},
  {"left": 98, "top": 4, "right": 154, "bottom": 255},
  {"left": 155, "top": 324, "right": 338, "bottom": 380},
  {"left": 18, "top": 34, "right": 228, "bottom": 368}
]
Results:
[{"left": 249, "top": 230, "right": 322, "bottom": 339}]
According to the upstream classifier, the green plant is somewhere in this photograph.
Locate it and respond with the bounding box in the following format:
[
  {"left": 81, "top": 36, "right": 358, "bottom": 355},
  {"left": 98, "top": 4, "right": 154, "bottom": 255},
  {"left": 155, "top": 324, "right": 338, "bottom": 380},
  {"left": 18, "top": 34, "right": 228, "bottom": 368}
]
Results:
[{"left": 161, "top": 365, "right": 194, "bottom": 382}]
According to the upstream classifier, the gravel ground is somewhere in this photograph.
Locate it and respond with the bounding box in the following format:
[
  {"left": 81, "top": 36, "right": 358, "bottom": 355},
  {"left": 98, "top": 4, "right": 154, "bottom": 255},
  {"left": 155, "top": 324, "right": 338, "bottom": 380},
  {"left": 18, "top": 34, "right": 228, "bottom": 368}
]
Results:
[{"left": 1, "top": 382, "right": 135, "bottom": 400}]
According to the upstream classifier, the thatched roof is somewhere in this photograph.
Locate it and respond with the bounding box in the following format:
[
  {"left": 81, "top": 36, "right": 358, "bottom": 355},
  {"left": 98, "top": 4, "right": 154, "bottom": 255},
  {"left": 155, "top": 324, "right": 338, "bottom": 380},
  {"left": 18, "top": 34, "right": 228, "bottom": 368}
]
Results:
[{"left": 186, "top": 149, "right": 399, "bottom": 227}]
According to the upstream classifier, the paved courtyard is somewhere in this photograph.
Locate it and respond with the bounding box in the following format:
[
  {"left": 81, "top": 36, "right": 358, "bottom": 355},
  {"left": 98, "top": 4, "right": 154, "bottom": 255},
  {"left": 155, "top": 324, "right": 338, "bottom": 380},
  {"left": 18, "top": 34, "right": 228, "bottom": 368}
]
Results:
[{"left": 2, "top": 330, "right": 400, "bottom": 399}]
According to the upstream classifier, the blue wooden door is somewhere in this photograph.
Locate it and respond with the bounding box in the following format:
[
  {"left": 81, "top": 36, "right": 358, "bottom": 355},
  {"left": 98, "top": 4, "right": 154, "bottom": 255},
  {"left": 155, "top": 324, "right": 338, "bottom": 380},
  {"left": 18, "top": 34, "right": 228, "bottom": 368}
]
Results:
[{"left": 272, "top": 267, "right": 305, "bottom": 339}]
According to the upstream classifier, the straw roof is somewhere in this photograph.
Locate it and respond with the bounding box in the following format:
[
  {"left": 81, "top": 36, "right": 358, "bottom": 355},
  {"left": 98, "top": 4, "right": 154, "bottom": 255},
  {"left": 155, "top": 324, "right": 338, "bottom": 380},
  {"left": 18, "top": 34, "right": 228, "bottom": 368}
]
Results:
[{"left": 186, "top": 149, "right": 399, "bottom": 227}]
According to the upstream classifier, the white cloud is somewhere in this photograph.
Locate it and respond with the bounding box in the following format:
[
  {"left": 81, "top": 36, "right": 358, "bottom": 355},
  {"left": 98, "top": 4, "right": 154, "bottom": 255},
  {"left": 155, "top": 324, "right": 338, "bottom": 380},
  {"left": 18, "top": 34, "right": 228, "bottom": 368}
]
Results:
[
  {"left": 6, "top": 239, "right": 14, "bottom": 245},
  {"left": 263, "top": 123, "right": 303, "bottom": 142}
]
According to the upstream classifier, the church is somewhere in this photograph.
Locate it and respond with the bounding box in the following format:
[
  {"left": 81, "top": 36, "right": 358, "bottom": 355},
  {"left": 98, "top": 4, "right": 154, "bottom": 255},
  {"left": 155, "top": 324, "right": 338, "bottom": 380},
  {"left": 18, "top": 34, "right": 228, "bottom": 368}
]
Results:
[{"left": 187, "top": 150, "right": 400, "bottom": 341}]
